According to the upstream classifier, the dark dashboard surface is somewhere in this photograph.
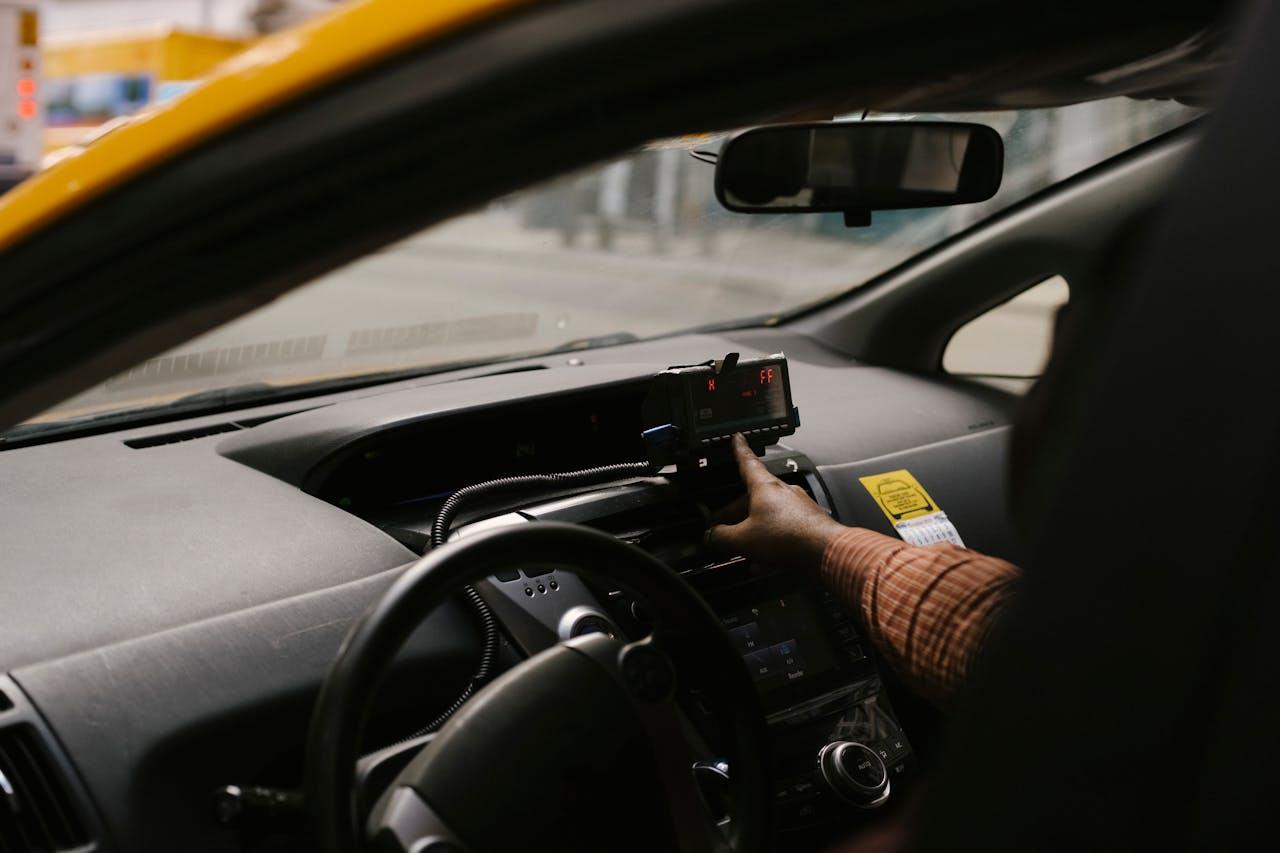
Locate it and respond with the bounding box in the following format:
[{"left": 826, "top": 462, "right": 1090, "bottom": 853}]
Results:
[
  {"left": 0, "top": 329, "right": 1022, "bottom": 852},
  {"left": 0, "top": 332, "right": 1015, "bottom": 671}
]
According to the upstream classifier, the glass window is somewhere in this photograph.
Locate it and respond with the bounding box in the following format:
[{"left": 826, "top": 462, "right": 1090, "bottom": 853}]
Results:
[
  {"left": 34, "top": 99, "right": 1197, "bottom": 424},
  {"left": 943, "top": 276, "right": 1070, "bottom": 389}
]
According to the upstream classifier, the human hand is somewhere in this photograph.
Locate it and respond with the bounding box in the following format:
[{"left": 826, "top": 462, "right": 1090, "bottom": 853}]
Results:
[{"left": 705, "top": 434, "right": 845, "bottom": 571}]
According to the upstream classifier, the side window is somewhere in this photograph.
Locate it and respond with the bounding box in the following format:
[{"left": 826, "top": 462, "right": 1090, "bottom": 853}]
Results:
[{"left": 943, "top": 276, "right": 1069, "bottom": 389}]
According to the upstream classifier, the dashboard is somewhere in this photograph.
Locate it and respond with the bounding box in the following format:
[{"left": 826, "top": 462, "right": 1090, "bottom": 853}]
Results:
[{"left": 0, "top": 329, "right": 1022, "bottom": 852}]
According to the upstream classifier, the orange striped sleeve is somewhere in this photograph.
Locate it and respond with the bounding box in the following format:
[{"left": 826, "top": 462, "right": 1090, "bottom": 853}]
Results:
[{"left": 820, "top": 527, "right": 1020, "bottom": 702}]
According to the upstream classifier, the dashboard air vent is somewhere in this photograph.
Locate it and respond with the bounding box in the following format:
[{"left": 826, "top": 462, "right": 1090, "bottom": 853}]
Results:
[
  {"left": 124, "top": 411, "right": 297, "bottom": 449},
  {"left": 0, "top": 691, "right": 10, "bottom": 713},
  {"left": 124, "top": 421, "right": 243, "bottom": 448},
  {"left": 0, "top": 723, "right": 91, "bottom": 852}
]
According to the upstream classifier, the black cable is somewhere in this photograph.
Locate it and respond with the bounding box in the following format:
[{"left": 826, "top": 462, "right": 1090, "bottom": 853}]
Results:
[{"left": 415, "top": 460, "right": 655, "bottom": 734}]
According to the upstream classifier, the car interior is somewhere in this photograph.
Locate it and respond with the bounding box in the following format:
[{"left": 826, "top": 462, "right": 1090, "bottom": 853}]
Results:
[{"left": 4, "top": 0, "right": 1277, "bottom": 851}]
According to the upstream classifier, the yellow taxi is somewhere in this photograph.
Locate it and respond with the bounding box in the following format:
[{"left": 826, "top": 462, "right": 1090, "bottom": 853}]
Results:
[{"left": 0, "top": 1, "right": 1262, "bottom": 852}]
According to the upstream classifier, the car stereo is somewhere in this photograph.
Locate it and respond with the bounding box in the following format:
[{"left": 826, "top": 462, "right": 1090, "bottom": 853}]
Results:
[
  {"left": 724, "top": 593, "right": 842, "bottom": 694},
  {"left": 640, "top": 352, "right": 799, "bottom": 468},
  {"left": 689, "top": 556, "right": 915, "bottom": 827}
]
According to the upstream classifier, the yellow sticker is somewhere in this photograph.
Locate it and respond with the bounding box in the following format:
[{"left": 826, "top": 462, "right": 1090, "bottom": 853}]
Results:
[{"left": 858, "top": 469, "right": 939, "bottom": 523}]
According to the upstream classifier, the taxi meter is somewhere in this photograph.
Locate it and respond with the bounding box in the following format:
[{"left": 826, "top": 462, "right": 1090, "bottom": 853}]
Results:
[{"left": 641, "top": 352, "right": 800, "bottom": 468}]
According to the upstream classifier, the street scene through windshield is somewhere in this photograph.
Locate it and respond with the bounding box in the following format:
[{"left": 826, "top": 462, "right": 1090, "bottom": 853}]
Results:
[{"left": 6, "top": 5, "right": 1194, "bottom": 425}]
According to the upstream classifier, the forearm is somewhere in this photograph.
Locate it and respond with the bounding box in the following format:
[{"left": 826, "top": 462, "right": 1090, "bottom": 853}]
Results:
[{"left": 819, "top": 527, "right": 1020, "bottom": 702}]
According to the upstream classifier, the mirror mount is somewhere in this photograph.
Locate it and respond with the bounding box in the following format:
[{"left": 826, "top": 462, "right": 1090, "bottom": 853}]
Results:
[{"left": 842, "top": 209, "right": 871, "bottom": 228}]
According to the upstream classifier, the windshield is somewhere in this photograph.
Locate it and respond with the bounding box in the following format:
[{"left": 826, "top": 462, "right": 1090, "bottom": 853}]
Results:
[{"left": 32, "top": 98, "right": 1195, "bottom": 425}]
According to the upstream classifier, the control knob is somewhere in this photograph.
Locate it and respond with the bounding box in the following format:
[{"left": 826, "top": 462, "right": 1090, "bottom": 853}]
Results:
[{"left": 818, "top": 741, "right": 890, "bottom": 809}]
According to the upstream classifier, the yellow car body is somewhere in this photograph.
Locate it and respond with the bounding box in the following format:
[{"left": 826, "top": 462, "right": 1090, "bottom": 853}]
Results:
[{"left": 0, "top": 0, "right": 531, "bottom": 252}]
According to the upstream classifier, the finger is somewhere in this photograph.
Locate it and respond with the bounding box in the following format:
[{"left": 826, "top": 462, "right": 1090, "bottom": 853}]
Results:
[
  {"left": 710, "top": 494, "right": 749, "bottom": 525},
  {"left": 705, "top": 521, "right": 747, "bottom": 556},
  {"left": 732, "top": 433, "right": 775, "bottom": 488}
]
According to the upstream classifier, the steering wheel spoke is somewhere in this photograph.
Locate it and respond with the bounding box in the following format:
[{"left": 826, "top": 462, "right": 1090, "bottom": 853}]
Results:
[{"left": 370, "top": 786, "right": 469, "bottom": 853}]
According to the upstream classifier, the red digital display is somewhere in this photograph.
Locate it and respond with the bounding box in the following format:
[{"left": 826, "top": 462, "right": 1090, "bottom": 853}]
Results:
[{"left": 688, "top": 359, "right": 788, "bottom": 435}]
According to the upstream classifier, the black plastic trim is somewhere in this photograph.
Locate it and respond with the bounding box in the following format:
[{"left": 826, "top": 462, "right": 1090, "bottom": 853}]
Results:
[{"left": 0, "top": 675, "right": 105, "bottom": 852}]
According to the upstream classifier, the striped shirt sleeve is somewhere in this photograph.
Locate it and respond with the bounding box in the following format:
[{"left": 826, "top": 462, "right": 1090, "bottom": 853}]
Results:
[{"left": 819, "top": 527, "right": 1020, "bottom": 702}]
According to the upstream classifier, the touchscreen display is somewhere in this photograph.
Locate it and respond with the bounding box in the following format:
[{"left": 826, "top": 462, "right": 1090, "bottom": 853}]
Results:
[
  {"left": 722, "top": 593, "right": 839, "bottom": 693},
  {"left": 688, "top": 362, "right": 788, "bottom": 435}
]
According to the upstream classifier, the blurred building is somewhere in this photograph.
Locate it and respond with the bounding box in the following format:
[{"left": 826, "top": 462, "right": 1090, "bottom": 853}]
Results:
[
  {"left": 31, "top": 0, "right": 340, "bottom": 165},
  {"left": 36, "top": 0, "right": 338, "bottom": 36}
]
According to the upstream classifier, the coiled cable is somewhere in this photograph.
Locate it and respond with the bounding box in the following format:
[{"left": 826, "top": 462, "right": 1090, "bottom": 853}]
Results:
[{"left": 416, "top": 460, "right": 655, "bottom": 734}]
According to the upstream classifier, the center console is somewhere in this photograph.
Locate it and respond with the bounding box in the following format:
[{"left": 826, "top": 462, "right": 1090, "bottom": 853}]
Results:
[
  {"left": 444, "top": 446, "right": 915, "bottom": 837},
  {"left": 697, "top": 555, "right": 913, "bottom": 823}
]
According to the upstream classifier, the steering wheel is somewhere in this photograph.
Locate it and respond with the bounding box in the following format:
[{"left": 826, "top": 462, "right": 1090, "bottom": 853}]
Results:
[{"left": 305, "top": 521, "right": 772, "bottom": 853}]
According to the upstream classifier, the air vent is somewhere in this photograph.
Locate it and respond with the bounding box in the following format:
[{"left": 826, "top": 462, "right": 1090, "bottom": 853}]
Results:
[
  {"left": 124, "top": 411, "right": 295, "bottom": 449},
  {"left": 0, "top": 691, "right": 10, "bottom": 712},
  {"left": 123, "top": 421, "right": 243, "bottom": 448},
  {"left": 0, "top": 723, "right": 90, "bottom": 852}
]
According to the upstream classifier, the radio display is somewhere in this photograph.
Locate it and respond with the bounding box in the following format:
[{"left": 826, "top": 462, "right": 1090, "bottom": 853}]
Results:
[
  {"left": 687, "top": 361, "right": 789, "bottom": 437},
  {"left": 722, "top": 593, "right": 839, "bottom": 694}
]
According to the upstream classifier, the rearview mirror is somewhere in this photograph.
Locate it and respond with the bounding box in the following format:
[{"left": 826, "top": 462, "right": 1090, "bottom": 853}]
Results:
[{"left": 715, "top": 121, "right": 1003, "bottom": 222}]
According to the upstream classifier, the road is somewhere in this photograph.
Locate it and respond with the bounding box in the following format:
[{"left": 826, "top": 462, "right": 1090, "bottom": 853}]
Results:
[{"left": 47, "top": 208, "right": 1059, "bottom": 419}]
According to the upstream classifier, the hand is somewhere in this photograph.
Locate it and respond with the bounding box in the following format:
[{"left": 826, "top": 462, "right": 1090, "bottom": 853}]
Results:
[{"left": 705, "top": 434, "right": 846, "bottom": 572}]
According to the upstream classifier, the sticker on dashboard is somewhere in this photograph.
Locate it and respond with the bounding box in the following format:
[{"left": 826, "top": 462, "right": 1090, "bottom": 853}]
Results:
[{"left": 857, "top": 469, "right": 964, "bottom": 547}]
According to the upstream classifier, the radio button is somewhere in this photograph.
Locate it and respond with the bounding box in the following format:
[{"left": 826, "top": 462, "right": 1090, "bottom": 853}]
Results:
[
  {"left": 789, "top": 776, "right": 820, "bottom": 798},
  {"left": 876, "top": 734, "right": 910, "bottom": 763}
]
